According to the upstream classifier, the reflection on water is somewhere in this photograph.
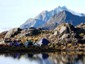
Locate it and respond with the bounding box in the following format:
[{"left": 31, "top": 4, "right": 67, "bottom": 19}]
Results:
[{"left": 0, "top": 52, "right": 85, "bottom": 64}]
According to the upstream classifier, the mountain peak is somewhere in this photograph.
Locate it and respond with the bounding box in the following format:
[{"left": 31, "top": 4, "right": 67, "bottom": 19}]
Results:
[
  {"left": 58, "top": 6, "right": 68, "bottom": 10},
  {"left": 20, "top": 6, "right": 85, "bottom": 29},
  {"left": 54, "top": 6, "right": 68, "bottom": 11},
  {"left": 55, "top": 6, "right": 85, "bottom": 17},
  {"left": 61, "top": 6, "right": 68, "bottom": 9}
]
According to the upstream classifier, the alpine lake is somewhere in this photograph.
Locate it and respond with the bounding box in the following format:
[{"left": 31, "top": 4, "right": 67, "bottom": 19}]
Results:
[{"left": 0, "top": 51, "right": 85, "bottom": 64}]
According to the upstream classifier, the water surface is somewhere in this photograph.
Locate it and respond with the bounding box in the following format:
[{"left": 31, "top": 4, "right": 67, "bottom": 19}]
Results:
[{"left": 0, "top": 51, "right": 85, "bottom": 64}]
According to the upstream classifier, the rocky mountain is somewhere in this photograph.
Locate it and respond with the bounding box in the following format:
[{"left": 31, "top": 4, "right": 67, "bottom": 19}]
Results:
[
  {"left": 20, "top": 6, "right": 85, "bottom": 29},
  {"left": 42, "top": 11, "right": 85, "bottom": 30}
]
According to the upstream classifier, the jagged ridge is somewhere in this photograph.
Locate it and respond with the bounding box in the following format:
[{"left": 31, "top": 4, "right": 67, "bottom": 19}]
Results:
[{"left": 20, "top": 6, "right": 85, "bottom": 29}]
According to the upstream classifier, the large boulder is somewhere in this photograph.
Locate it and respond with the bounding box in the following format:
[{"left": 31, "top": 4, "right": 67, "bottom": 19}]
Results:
[
  {"left": 76, "top": 23, "right": 85, "bottom": 30},
  {"left": 24, "top": 40, "right": 33, "bottom": 47},
  {"left": 83, "top": 35, "right": 85, "bottom": 39},
  {"left": 54, "top": 23, "right": 75, "bottom": 35},
  {"left": 17, "top": 27, "right": 41, "bottom": 39},
  {"left": 37, "top": 38, "right": 50, "bottom": 46},
  {"left": 0, "top": 38, "right": 5, "bottom": 44},
  {"left": 0, "top": 31, "right": 7, "bottom": 39},
  {"left": 75, "top": 23, "right": 85, "bottom": 38},
  {"left": 17, "top": 29, "right": 30, "bottom": 38},
  {"left": 5, "top": 28, "right": 22, "bottom": 38},
  {"left": 60, "top": 34, "right": 70, "bottom": 40}
]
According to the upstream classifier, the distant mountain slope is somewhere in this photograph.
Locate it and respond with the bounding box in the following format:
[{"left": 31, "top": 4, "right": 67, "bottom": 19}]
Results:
[
  {"left": 42, "top": 11, "right": 85, "bottom": 30},
  {"left": 20, "top": 6, "right": 85, "bottom": 29}
]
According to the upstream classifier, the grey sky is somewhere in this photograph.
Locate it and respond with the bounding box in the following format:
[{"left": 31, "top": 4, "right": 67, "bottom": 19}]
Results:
[{"left": 0, "top": 0, "right": 85, "bottom": 32}]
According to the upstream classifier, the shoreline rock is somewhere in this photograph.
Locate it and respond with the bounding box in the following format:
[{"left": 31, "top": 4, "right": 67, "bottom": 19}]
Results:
[{"left": 0, "top": 23, "right": 85, "bottom": 50}]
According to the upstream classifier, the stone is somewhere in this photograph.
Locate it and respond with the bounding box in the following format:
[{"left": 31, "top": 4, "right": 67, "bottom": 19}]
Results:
[
  {"left": 0, "top": 38, "right": 5, "bottom": 44},
  {"left": 61, "top": 34, "right": 69, "bottom": 40},
  {"left": 5, "top": 28, "right": 22, "bottom": 38}
]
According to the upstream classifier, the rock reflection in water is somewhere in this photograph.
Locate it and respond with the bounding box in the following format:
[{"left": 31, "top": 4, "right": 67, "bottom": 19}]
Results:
[
  {"left": 48, "top": 53, "right": 85, "bottom": 64},
  {"left": 0, "top": 52, "right": 85, "bottom": 64}
]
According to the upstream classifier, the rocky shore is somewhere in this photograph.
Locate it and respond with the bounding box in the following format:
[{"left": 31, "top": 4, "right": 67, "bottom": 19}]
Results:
[
  {"left": 0, "top": 43, "right": 85, "bottom": 53},
  {"left": 0, "top": 23, "right": 85, "bottom": 51}
]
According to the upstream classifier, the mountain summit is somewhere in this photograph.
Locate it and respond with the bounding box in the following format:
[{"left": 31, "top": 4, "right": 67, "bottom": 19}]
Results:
[{"left": 20, "top": 6, "right": 85, "bottom": 29}]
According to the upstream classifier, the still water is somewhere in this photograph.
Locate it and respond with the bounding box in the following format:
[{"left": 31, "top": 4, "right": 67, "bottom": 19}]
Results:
[{"left": 0, "top": 52, "right": 85, "bottom": 64}]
